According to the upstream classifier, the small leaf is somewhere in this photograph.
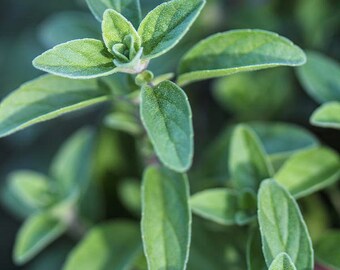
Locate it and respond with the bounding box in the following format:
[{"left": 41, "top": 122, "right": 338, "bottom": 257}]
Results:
[
  {"left": 118, "top": 178, "right": 141, "bottom": 216},
  {"left": 229, "top": 125, "right": 273, "bottom": 190},
  {"left": 63, "top": 221, "right": 142, "bottom": 270},
  {"left": 315, "top": 231, "right": 340, "bottom": 270},
  {"left": 190, "top": 188, "right": 256, "bottom": 226},
  {"left": 138, "top": 0, "right": 206, "bottom": 59},
  {"left": 33, "top": 39, "right": 116, "bottom": 79},
  {"left": 50, "top": 128, "right": 96, "bottom": 197},
  {"left": 102, "top": 9, "right": 141, "bottom": 55},
  {"left": 141, "top": 165, "right": 191, "bottom": 270},
  {"left": 311, "top": 102, "right": 340, "bottom": 129},
  {"left": 269, "top": 253, "right": 297, "bottom": 270},
  {"left": 86, "top": 0, "right": 142, "bottom": 27},
  {"left": 178, "top": 29, "right": 306, "bottom": 86},
  {"left": 104, "top": 112, "right": 142, "bottom": 135},
  {"left": 14, "top": 211, "right": 67, "bottom": 265},
  {"left": 296, "top": 51, "right": 340, "bottom": 103},
  {"left": 275, "top": 147, "right": 340, "bottom": 198},
  {"left": 140, "top": 81, "right": 193, "bottom": 172},
  {"left": 258, "top": 179, "right": 314, "bottom": 269},
  {"left": 0, "top": 75, "right": 109, "bottom": 138}
]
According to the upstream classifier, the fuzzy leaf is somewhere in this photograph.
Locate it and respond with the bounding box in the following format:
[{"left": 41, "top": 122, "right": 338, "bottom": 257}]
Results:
[
  {"left": 258, "top": 180, "right": 314, "bottom": 269},
  {"left": 296, "top": 51, "right": 340, "bottom": 103},
  {"left": 275, "top": 147, "right": 340, "bottom": 198},
  {"left": 0, "top": 75, "right": 109, "bottom": 138},
  {"left": 140, "top": 81, "right": 193, "bottom": 172},
  {"left": 269, "top": 253, "right": 297, "bottom": 270},
  {"left": 315, "top": 231, "right": 340, "bottom": 270},
  {"left": 141, "top": 166, "right": 191, "bottom": 270},
  {"left": 178, "top": 29, "right": 306, "bottom": 86},
  {"left": 33, "top": 39, "right": 116, "bottom": 79},
  {"left": 63, "top": 221, "right": 141, "bottom": 270},
  {"left": 229, "top": 125, "right": 273, "bottom": 190},
  {"left": 138, "top": 0, "right": 206, "bottom": 59},
  {"left": 86, "top": 0, "right": 141, "bottom": 27},
  {"left": 311, "top": 102, "right": 340, "bottom": 129},
  {"left": 102, "top": 9, "right": 141, "bottom": 54},
  {"left": 14, "top": 211, "right": 67, "bottom": 265}
]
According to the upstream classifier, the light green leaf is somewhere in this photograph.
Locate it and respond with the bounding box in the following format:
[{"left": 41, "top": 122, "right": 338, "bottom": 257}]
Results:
[
  {"left": 14, "top": 211, "right": 67, "bottom": 265},
  {"left": 86, "top": 0, "right": 142, "bottom": 27},
  {"left": 63, "top": 221, "right": 142, "bottom": 270},
  {"left": 296, "top": 51, "right": 340, "bottom": 103},
  {"left": 102, "top": 9, "right": 141, "bottom": 55},
  {"left": 104, "top": 112, "right": 142, "bottom": 135},
  {"left": 269, "top": 253, "right": 297, "bottom": 270},
  {"left": 118, "top": 178, "right": 141, "bottom": 216},
  {"left": 33, "top": 39, "right": 116, "bottom": 79},
  {"left": 315, "top": 231, "right": 340, "bottom": 270},
  {"left": 178, "top": 29, "right": 306, "bottom": 86},
  {"left": 275, "top": 147, "right": 340, "bottom": 198},
  {"left": 138, "top": 0, "right": 206, "bottom": 59},
  {"left": 50, "top": 128, "right": 96, "bottom": 197},
  {"left": 140, "top": 81, "right": 193, "bottom": 172},
  {"left": 141, "top": 166, "right": 191, "bottom": 270},
  {"left": 229, "top": 125, "right": 273, "bottom": 190},
  {"left": 311, "top": 102, "right": 340, "bottom": 129},
  {"left": 0, "top": 75, "right": 109, "bottom": 138},
  {"left": 258, "top": 179, "right": 314, "bottom": 269},
  {"left": 190, "top": 188, "right": 256, "bottom": 226},
  {"left": 38, "top": 11, "right": 101, "bottom": 48}
]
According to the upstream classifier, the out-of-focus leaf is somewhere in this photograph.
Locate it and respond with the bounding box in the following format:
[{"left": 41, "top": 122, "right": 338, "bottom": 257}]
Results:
[
  {"left": 246, "top": 227, "right": 266, "bottom": 270},
  {"left": 275, "top": 147, "right": 340, "bottom": 198},
  {"left": 104, "top": 112, "right": 142, "bottom": 135},
  {"left": 258, "top": 180, "right": 314, "bottom": 269},
  {"left": 315, "top": 231, "right": 340, "bottom": 270},
  {"left": 63, "top": 221, "right": 141, "bottom": 270},
  {"left": 39, "top": 12, "right": 101, "bottom": 48},
  {"left": 178, "top": 30, "right": 306, "bottom": 86},
  {"left": 141, "top": 165, "right": 191, "bottom": 270},
  {"left": 296, "top": 51, "right": 340, "bottom": 103},
  {"left": 118, "top": 178, "right": 141, "bottom": 215},
  {"left": 269, "top": 253, "right": 297, "bottom": 270},
  {"left": 311, "top": 102, "right": 340, "bottom": 129},
  {"left": 0, "top": 75, "right": 109, "bottom": 138}
]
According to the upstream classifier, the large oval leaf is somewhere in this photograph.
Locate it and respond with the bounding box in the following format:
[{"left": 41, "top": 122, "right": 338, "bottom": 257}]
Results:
[
  {"left": 141, "top": 166, "right": 191, "bottom": 270},
  {"left": 14, "top": 211, "right": 67, "bottom": 265},
  {"left": 178, "top": 29, "right": 306, "bottom": 86},
  {"left": 269, "top": 253, "right": 297, "bottom": 270},
  {"left": 138, "top": 0, "right": 206, "bottom": 59},
  {"left": 229, "top": 124, "right": 273, "bottom": 190},
  {"left": 140, "top": 80, "right": 193, "bottom": 172},
  {"left": 33, "top": 39, "right": 116, "bottom": 79},
  {"left": 0, "top": 75, "right": 110, "bottom": 138},
  {"left": 275, "top": 147, "right": 340, "bottom": 198},
  {"left": 63, "top": 221, "right": 141, "bottom": 270},
  {"left": 311, "top": 102, "right": 340, "bottom": 129},
  {"left": 258, "top": 179, "right": 314, "bottom": 269},
  {"left": 296, "top": 51, "right": 340, "bottom": 103}
]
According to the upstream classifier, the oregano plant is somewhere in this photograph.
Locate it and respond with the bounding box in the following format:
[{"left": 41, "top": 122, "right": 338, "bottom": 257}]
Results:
[{"left": 1, "top": 0, "right": 339, "bottom": 270}]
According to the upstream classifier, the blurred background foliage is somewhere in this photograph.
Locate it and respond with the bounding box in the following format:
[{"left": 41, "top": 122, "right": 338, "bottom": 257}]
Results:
[{"left": 0, "top": 0, "right": 339, "bottom": 269}]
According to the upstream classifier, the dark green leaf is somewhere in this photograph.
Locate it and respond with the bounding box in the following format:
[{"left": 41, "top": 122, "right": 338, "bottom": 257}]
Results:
[{"left": 315, "top": 231, "right": 340, "bottom": 270}]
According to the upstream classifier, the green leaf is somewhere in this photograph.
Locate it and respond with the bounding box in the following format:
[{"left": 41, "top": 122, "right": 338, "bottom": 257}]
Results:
[
  {"left": 38, "top": 11, "right": 101, "bottom": 48},
  {"left": 14, "top": 211, "right": 67, "bottom": 265},
  {"left": 311, "top": 102, "right": 340, "bottom": 129},
  {"left": 141, "top": 165, "right": 191, "bottom": 270},
  {"left": 63, "top": 221, "right": 142, "bottom": 270},
  {"left": 269, "top": 253, "right": 297, "bottom": 270},
  {"left": 50, "top": 128, "right": 96, "bottom": 197},
  {"left": 315, "top": 231, "right": 340, "bottom": 270},
  {"left": 258, "top": 179, "right": 314, "bottom": 269},
  {"left": 178, "top": 29, "right": 306, "bottom": 86},
  {"left": 0, "top": 75, "right": 109, "bottom": 138},
  {"left": 118, "top": 178, "right": 141, "bottom": 216},
  {"left": 138, "top": 0, "right": 206, "bottom": 59},
  {"left": 102, "top": 9, "right": 141, "bottom": 55},
  {"left": 275, "top": 147, "right": 340, "bottom": 198},
  {"left": 33, "top": 39, "right": 116, "bottom": 79},
  {"left": 190, "top": 188, "right": 256, "bottom": 226},
  {"left": 86, "top": 0, "right": 142, "bottom": 28},
  {"left": 246, "top": 227, "right": 266, "bottom": 270},
  {"left": 296, "top": 51, "right": 340, "bottom": 103},
  {"left": 104, "top": 112, "right": 142, "bottom": 135},
  {"left": 140, "top": 81, "right": 193, "bottom": 172},
  {"left": 229, "top": 124, "right": 273, "bottom": 190}
]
